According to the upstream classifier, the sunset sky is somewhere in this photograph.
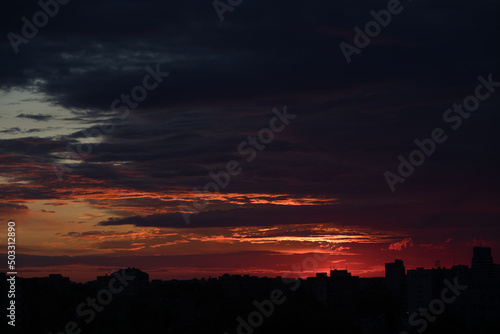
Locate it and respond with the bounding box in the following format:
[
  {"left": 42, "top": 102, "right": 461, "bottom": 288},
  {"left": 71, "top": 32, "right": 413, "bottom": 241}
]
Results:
[{"left": 1, "top": 0, "right": 500, "bottom": 283}]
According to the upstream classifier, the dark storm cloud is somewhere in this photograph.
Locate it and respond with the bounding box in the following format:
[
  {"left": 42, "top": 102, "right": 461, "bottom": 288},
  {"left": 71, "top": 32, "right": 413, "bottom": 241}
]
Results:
[
  {"left": 98, "top": 195, "right": 500, "bottom": 232},
  {"left": 98, "top": 205, "right": 339, "bottom": 229},
  {"left": 0, "top": 127, "right": 21, "bottom": 134},
  {"left": 0, "top": 203, "right": 29, "bottom": 210},
  {"left": 0, "top": 126, "right": 64, "bottom": 134},
  {"left": 0, "top": 136, "right": 65, "bottom": 155},
  {"left": 1, "top": 0, "right": 499, "bottom": 234},
  {"left": 43, "top": 202, "right": 68, "bottom": 206},
  {"left": 1, "top": 0, "right": 498, "bottom": 111},
  {"left": 16, "top": 113, "right": 52, "bottom": 121}
]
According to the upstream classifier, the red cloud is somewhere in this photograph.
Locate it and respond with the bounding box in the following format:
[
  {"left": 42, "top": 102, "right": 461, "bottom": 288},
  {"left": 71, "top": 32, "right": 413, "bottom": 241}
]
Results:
[{"left": 389, "top": 237, "right": 414, "bottom": 251}]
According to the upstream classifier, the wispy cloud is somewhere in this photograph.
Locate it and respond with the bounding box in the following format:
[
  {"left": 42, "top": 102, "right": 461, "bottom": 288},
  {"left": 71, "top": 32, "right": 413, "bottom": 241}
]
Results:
[
  {"left": 16, "top": 113, "right": 53, "bottom": 121},
  {"left": 389, "top": 237, "right": 414, "bottom": 251}
]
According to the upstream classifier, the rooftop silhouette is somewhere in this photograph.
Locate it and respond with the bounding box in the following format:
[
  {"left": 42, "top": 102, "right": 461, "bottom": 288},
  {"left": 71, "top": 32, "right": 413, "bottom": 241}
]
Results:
[{"left": 2, "top": 247, "right": 499, "bottom": 334}]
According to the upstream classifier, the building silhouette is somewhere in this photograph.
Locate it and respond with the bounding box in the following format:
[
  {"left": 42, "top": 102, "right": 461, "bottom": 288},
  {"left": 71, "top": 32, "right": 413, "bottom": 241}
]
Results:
[
  {"left": 4, "top": 247, "right": 500, "bottom": 334},
  {"left": 471, "top": 246, "right": 496, "bottom": 277},
  {"left": 385, "top": 259, "right": 405, "bottom": 291},
  {"left": 403, "top": 246, "right": 500, "bottom": 327}
]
